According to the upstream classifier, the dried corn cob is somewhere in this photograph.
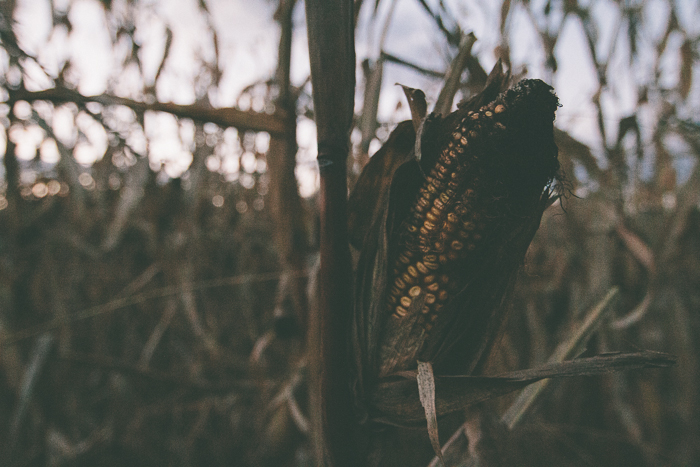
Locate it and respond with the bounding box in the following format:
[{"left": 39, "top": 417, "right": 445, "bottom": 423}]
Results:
[
  {"left": 387, "top": 107, "right": 497, "bottom": 321},
  {"left": 378, "top": 79, "right": 560, "bottom": 377}
]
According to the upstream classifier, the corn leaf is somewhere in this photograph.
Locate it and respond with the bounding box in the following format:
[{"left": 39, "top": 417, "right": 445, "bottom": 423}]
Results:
[{"left": 371, "top": 351, "right": 675, "bottom": 426}]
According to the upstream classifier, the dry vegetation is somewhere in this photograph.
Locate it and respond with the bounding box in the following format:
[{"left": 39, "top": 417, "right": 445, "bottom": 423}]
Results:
[{"left": 0, "top": 0, "right": 698, "bottom": 466}]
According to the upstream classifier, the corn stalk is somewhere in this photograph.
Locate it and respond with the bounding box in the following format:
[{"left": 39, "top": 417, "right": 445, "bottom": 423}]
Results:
[{"left": 305, "top": 1, "right": 360, "bottom": 465}]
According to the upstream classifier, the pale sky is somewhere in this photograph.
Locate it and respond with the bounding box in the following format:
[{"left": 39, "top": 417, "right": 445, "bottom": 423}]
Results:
[{"left": 4, "top": 0, "right": 699, "bottom": 198}]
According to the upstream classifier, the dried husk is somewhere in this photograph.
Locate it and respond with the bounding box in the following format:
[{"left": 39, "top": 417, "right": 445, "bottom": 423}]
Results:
[{"left": 348, "top": 63, "right": 675, "bottom": 429}]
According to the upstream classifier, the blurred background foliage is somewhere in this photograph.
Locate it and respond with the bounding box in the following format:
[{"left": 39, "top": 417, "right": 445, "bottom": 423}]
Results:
[{"left": 0, "top": 0, "right": 698, "bottom": 465}]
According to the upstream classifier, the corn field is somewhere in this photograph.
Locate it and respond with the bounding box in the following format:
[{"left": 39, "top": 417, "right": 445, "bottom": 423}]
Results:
[{"left": 0, "top": 0, "right": 698, "bottom": 466}]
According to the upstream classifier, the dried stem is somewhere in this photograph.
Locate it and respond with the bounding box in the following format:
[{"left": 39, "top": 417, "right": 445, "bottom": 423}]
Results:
[{"left": 305, "top": 0, "right": 360, "bottom": 465}]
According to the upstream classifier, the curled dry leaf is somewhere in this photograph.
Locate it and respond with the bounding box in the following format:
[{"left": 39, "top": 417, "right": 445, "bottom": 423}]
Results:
[
  {"left": 417, "top": 361, "right": 445, "bottom": 466},
  {"left": 399, "top": 84, "right": 430, "bottom": 164},
  {"left": 399, "top": 84, "right": 427, "bottom": 133}
]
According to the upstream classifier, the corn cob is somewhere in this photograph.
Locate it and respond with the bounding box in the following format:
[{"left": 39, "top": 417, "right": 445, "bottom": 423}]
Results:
[
  {"left": 378, "top": 79, "right": 559, "bottom": 376},
  {"left": 386, "top": 103, "right": 506, "bottom": 324}
]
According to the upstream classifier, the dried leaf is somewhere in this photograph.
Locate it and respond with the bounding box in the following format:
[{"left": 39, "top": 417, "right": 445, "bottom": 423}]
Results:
[
  {"left": 399, "top": 84, "right": 430, "bottom": 163},
  {"left": 680, "top": 39, "right": 693, "bottom": 100},
  {"left": 500, "top": 0, "right": 511, "bottom": 35},
  {"left": 370, "top": 351, "right": 675, "bottom": 426},
  {"left": 154, "top": 27, "right": 173, "bottom": 84},
  {"left": 554, "top": 128, "right": 602, "bottom": 183},
  {"left": 610, "top": 292, "right": 652, "bottom": 330},
  {"left": 11, "top": 334, "right": 55, "bottom": 443},
  {"left": 434, "top": 32, "right": 476, "bottom": 116},
  {"left": 464, "top": 408, "right": 509, "bottom": 467},
  {"left": 456, "top": 58, "right": 508, "bottom": 111},
  {"left": 350, "top": 123, "right": 422, "bottom": 414},
  {"left": 347, "top": 121, "right": 416, "bottom": 248},
  {"left": 400, "top": 84, "right": 427, "bottom": 133},
  {"left": 431, "top": 288, "right": 624, "bottom": 465},
  {"left": 101, "top": 156, "right": 150, "bottom": 251},
  {"left": 359, "top": 59, "right": 385, "bottom": 155},
  {"left": 502, "top": 287, "right": 619, "bottom": 428},
  {"left": 417, "top": 361, "right": 445, "bottom": 467},
  {"left": 616, "top": 223, "right": 655, "bottom": 271},
  {"left": 616, "top": 115, "right": 642, "bottom": 160}
]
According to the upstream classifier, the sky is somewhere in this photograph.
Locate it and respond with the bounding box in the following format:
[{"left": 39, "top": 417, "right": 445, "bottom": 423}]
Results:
[{"left": 3, "top": 0, "right": 699, "bottom": 199}]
